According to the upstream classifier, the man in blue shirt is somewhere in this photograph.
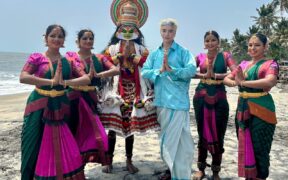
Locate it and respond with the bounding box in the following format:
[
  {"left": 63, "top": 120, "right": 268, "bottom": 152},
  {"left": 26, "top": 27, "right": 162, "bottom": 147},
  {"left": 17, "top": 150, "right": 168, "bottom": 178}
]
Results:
[{"left": 141, "top": 18, "right": 196, "bottom": 180}]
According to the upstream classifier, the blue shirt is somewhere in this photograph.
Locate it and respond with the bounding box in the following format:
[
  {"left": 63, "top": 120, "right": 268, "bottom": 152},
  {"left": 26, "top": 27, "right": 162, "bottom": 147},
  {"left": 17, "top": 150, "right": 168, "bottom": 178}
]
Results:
[{"left": 141, "top": 41, "right": 196, "bottom": 110}]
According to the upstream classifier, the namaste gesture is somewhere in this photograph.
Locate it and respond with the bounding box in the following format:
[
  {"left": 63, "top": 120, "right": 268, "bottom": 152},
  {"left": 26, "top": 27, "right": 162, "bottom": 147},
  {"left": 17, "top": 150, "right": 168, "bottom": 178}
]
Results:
[{"left": 160, "top": 48, "right": 172, "bottom": 73}]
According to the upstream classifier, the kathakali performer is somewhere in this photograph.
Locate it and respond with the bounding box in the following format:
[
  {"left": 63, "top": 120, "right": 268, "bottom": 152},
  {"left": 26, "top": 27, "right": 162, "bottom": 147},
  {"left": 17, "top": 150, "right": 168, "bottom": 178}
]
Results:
[{"left": 99, "top": 0, "right": 159, "bottom": 174}]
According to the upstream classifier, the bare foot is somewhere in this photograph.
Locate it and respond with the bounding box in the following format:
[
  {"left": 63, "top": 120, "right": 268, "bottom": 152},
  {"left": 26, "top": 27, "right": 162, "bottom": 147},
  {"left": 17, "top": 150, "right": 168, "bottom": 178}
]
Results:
[
  {"left": 125, "top": 160, "right": 139, "bottom": 174},
  {"left": 102, "top": 165, "right": 113, "bottom": 173},
  {"left": 158, "top": 169, "right": 171, "bottom": 180},
  {"left": 212, "top": 172, "right": 221, "bottom": 180},
  {"left": 192, "top": 170, "right": 205, "bottom": 180}
]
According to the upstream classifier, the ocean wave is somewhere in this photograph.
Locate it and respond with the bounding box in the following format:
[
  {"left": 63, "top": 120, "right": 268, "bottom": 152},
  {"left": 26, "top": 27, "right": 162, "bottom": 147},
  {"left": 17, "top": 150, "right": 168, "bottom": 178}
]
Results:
[
  {"left": 0, "top": 80, "right": 34, "bottom": 95},
  {"left": 0, "top": 72, "right": 18, "bottom": 81}
]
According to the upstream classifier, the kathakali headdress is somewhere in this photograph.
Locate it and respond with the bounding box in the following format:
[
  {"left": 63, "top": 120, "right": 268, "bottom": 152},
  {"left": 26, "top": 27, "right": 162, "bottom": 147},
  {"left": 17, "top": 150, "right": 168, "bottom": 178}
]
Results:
[{"left": 110, "top": 0, "right": 148, "bottom": 40}]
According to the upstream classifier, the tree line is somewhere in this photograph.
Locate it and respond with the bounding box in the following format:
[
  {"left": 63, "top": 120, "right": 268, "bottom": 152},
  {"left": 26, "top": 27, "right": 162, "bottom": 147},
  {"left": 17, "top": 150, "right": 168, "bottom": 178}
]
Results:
[{"left": 220, "top": 0, "right": 288, "bottom": 64}]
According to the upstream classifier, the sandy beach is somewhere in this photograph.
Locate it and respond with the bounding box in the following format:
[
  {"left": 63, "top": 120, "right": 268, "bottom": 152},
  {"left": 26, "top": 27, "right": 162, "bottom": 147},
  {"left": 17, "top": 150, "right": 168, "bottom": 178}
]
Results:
[{"left": 0, "top": 81, "right": 287, "bottom": 180}]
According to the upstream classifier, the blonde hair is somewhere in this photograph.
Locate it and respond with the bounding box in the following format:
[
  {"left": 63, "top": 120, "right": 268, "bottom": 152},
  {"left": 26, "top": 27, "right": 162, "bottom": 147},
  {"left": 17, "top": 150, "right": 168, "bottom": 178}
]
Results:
[{"left": 160, "top": 18, "right": 178, "bottom": 29}]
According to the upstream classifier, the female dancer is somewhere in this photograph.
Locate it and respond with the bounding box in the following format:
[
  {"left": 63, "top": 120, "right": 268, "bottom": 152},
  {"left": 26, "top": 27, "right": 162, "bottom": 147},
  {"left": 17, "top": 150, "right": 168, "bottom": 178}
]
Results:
[
  {"left": 20, "top": 24, "right": 90, "bottom": 179},
  {"left": 224, "top": 33, "right": 278, "bottom": 180},
  {"left": 193, "top": 30, "right": 236, "bottom": 180},
  {"left": 65, "top": 29, "right": 119, "bottom": 165}
]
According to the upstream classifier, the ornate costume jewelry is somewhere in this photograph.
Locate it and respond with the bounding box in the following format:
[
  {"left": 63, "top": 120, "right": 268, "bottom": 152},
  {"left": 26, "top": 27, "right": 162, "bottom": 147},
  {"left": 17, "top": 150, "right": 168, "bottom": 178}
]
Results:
[{"left": 110, "top": 0, "right": 148, "bottom": 28}]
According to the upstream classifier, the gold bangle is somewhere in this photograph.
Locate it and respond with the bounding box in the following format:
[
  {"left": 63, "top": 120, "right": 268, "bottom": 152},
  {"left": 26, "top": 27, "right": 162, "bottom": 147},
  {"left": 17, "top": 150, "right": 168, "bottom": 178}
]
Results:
[{"left": 51, "top": 80, "right": 54, "bottom": 88}]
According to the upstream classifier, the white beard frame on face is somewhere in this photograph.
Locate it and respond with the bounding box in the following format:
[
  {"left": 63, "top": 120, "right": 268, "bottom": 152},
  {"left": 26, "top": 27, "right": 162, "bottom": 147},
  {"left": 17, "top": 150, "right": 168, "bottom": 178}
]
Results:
[{"left": 116, "top": 32, "right": 139, "bottom": 41}]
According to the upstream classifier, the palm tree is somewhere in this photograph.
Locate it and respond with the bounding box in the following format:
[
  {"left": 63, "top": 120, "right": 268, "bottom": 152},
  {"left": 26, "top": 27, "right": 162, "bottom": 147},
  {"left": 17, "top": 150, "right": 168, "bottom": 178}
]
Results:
[
  {"left": 272, "top": 0, "right": 288, "bottom": 15},
  {"left": 246, "top": 25, "right": 260, "bottom": 37},
  {"left": 220, "top": 38, "right": 231, "bottom": 52},
  {"left": 269, "top": 17, "right": 288, "bottom": 60},
  {"left": 272, "top": 17, "right": 288, "bottom": 47},
  {"left": 251, "top": 3, "right": 279, "bottom": 36},
  {"left": 230, "top": 29, "right": 249, "bottom": 63}
]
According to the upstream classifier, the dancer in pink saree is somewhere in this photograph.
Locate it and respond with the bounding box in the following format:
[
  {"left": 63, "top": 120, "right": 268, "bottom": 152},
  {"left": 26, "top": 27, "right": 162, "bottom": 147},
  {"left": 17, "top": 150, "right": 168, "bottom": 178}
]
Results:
[
  {"left": 20, "top": 24, "right": 90, "bottom": 180},
  {"left": 193, "top": 30, "right": 236, "bottom": 180},
  {"left": 65, "top": 29, "right": 119, "bottom": 166},
  {"left": 224, "top": 33, "right": 278, "bottom": 180}
]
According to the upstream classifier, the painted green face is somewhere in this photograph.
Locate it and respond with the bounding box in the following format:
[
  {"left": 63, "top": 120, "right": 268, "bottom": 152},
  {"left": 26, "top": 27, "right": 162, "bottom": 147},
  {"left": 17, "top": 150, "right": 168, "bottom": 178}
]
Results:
[{"left": 116, "top": 25, "right": 139, "bottom": 40}]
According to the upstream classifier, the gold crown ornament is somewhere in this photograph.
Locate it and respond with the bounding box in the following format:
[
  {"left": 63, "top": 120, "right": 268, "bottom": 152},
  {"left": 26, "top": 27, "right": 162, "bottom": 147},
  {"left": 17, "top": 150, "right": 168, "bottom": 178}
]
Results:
[{"left": 110, "top": 0, "right": 148, "bottom": 28}]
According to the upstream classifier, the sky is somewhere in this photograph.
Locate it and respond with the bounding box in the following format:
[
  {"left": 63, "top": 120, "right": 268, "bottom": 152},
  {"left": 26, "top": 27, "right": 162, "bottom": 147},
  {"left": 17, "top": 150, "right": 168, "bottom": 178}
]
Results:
[{"left": 0, "top": 0, "right": 273, "bottom": 55}]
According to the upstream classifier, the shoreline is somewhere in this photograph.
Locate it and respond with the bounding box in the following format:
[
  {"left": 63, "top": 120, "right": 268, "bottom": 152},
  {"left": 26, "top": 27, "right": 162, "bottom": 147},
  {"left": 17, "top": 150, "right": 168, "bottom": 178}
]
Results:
[
  {"left": 0, "top": 91, "right": 30, "bottom": 98},
  {"left": 0, "top": 89, "right": 33, "bottom": 97}
]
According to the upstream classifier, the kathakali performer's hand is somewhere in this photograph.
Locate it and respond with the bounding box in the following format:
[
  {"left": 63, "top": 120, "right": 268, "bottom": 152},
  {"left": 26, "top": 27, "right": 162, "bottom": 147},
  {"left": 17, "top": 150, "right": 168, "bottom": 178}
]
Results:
[{"left": 123, "top": 40, "right": 131, "bottom": 58}]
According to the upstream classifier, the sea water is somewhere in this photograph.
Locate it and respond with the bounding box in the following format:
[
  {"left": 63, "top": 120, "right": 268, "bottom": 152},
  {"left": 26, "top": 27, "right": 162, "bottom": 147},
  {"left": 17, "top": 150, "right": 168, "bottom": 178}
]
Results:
[{"left": 0, "top": 52, "right": 33, "bottom": 95}]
